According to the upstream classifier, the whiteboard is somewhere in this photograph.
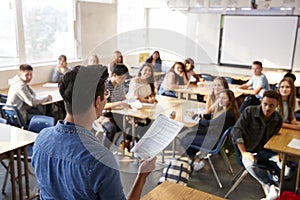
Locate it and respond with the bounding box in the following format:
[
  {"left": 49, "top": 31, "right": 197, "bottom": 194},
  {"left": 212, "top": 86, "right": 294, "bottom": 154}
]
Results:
[
  {"left": 293, "top": 28, "right": 300, "bottom": 72},
  {"left": 220, "top": 15, "right": 298, "bottom": 70}
]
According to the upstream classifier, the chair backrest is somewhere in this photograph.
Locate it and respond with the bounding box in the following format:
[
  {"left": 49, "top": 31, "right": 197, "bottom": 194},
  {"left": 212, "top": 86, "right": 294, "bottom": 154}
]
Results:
[
  {"left": 0, "top": 103, "right": 26, "bottom": 129},
  {"left": 199, "top": 73, "right": 215, "bottom": 82},
  {"left": 190, "top": 126, "right": 233, "bottom": 155},
  {"left": 28, "top": 115, "right": 55, "bottom": 133}
]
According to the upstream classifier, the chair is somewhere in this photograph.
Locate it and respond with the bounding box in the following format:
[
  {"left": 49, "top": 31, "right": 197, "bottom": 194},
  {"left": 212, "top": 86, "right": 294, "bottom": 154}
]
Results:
[
  {"left": 224, "top": 140, "right": 248, "bottom": 198},
  {"left": 199, "top": 73, "right": 215, "bottom": 82},
  {"left": 28, "top": 115, "right": 55, "bottom": 133},
  {"left": 190, "top": 126, "right": 234, "bottom": 188},
  {"left": 0, "top": 117, "right": 7, "bottom": 124},
  {"left": 0, "top": 103, "right": 26, "bottom": 129}
]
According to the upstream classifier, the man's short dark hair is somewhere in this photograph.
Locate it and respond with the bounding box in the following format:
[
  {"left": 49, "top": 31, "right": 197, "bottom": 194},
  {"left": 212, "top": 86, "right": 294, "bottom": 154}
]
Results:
[
  {"left": 112, "top": 63, "right": 128, "bottom": 76},
  {"left": 263, "top": 90, "right": 280, "bottom": 102},
  {"left": 58, "top": 65, "right": 108, "bottom": 115},
  {"left": 252, "top": 61, "right": 262, "bottom": 68},
  {"left": 283, "top": 72, "right": 296, "bottom": 82},
  {"left": 19, "top": 64, "right": 33, "bottom": 71}
]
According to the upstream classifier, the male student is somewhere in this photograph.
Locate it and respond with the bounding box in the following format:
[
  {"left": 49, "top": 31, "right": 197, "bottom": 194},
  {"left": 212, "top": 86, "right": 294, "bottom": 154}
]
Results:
[
  {"left": 231, "top": 90, "right": 283, "bottom": 200},
  {"left": 238, "top": 60, "right": 270, "bottom": 98},
  {"left": 32, "top": 65, "right": 156, "bottom": 200},
  {"left": 97, "top": 63, "right": 129, "bottom": 149},
  {"left": 6, "top": 64, "right": 52, "bottom": 124},
  {"left": 237, "top": 61, "right": 270, "bottom": 112}
]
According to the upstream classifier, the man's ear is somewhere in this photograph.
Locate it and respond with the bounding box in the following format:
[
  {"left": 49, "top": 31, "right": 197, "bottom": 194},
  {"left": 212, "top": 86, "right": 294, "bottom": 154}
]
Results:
[{"left": 95, "top": 96, "right": 102, "bottom": 108}]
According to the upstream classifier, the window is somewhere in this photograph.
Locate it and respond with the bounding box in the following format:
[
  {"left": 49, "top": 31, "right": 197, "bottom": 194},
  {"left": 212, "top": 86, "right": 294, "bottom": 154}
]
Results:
[
  {"left": 0, "top": 0, "right": 76, "bottom": 68},
  {"left": 22, "top": 0, "right": 75, "bottom": 63},
  {"left": 0, "top": 0, "right": 18, "bottom": 66}
]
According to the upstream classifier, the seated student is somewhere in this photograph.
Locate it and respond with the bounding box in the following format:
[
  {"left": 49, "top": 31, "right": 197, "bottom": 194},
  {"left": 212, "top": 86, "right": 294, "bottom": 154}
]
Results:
[
  {"left": 237, "top": 61, "right": 270, "bottom": 112},
  {"left": 158, "top": 62, "right": 188, "bottom": 98},
  {"left": 32, "top": 65, "right": 156, "bottom": 200},
  {"left": 231, "top": 90, "right": 283, "bottom": 200},
  {"left": 127, "top": 63, "right": 158, "bottom": 104},
  {"left": 88, "top": 54, "right": 100, "bottom": 65},
  {"left": 205, "top": 77, "right": 229, "bottom": 115},
  {"left": 51, "top": 55, "right": 71, "bottom": 83},
  {"left": 277, "top": 77, "right": 300, "bottom": 130},
  {"left": 184, "top": 58, "right": 200, "bottom": 85},
  {"left": 6, "top": 64, "right": 52, "bottom": 124},
  {"left": 145, "top": 51, "right": 162, "bottom": 72},
  {"left": 182, "top": 89, "right": 239, "bottom": 171},
  {"left": 109, "top": 50, "right": 123, "bottom": 77},
  {"left": 96, "top": 63, "right": 129, "bottom": 149}
]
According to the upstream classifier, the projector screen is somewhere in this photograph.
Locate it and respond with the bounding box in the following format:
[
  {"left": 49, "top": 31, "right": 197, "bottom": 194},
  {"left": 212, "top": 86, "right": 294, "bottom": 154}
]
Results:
[{"left": 220, "top": 15, "right": 298, "bottom": 70}]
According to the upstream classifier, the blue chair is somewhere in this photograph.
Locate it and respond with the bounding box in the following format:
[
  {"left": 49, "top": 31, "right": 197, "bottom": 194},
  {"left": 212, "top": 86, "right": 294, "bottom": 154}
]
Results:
[
  {"left": 0, "top": 103, "right": 26, "bottom": 129},
  {"left": 28, "top": 115, "right": 55, "bottom": 133},
  {"left": 0, "top": 94, "right": 7, "bottom": 103},
  {"left": 0, "top": 117, "right": 7, "bottom": 124},
  {"left": 199, "top": 73, "right": 215, "bottom": 82},
  {"left": 190, "top": 126, "right": 234, "bottom": 188}
]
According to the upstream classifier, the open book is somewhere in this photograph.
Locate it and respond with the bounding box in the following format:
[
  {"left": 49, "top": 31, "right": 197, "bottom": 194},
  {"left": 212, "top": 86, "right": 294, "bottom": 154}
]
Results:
[{"left": 130, "top": 114, "right": 184, "bottom": 160}]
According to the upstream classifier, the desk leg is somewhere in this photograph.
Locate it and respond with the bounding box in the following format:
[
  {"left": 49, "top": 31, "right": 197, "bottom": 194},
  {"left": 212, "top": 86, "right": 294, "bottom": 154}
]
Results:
[
  {"left": 172, "top": 139, "right": 176, "bottom": 158},
  {"left": 279, "top": 154, "right": 287, "bottom": 195},
  {"left": 296, "top": 157, "right": 300, "bottom": 194},
  {"left": 23, "top": 146, "right": 30, "bottom": 199},
  {"left": 16, "top": 148, "right": 23, "bottom": 200},
  {"left": 131, "top": 118, "right": 136, "bottom": 157},
  {"left": 9, "top": 151, "right": 17, "bottom": 200}
]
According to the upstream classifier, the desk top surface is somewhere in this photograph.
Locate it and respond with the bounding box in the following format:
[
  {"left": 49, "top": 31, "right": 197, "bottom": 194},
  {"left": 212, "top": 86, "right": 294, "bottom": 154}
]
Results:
[
  {"left": 0, "top": 123, "right": 37, "bottom": 154},
  {"left": 141, "top": 181, "right": 225, "bottom": 200},
  {"left": 264, "top": 128, "right": 300, "bottom": 157}
]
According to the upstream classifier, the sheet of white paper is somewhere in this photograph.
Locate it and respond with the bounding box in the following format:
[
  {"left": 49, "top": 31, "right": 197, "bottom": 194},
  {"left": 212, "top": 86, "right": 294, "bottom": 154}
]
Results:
[
  {"left": 130, "top": 114, "right": 184, "bottom": 160},
  {"left": 43, "top": 83, "right": 58, "bottom": 88},
  {"left": 287, "top": 138, "right": 300, "bottom": 150}
]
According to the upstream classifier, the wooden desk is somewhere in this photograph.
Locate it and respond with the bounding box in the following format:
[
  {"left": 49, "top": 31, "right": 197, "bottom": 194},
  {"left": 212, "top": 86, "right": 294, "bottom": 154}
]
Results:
[
  {"left": 0, "top": 123, "right": 37, "bottom": 200},
  {"left": 264, "top": 128, "right": 300, "bottom": 194},
  {"left": 141, "top": 181, "right": 225, "bottom": 200}
]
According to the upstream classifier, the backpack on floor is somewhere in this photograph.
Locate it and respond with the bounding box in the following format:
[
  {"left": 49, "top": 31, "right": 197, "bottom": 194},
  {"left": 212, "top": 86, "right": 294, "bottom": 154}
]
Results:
[{"left": 158, "top": 157, "right": 191, "bottom": 186}]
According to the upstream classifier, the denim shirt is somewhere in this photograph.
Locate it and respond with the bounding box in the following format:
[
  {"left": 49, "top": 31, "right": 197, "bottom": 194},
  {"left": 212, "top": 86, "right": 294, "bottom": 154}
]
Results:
[
  {"left": 32, "top": 121, "right": 126, "bottom": 200},
  {"left": 231, "top": 105, "right": 282, "bottom": 152}
]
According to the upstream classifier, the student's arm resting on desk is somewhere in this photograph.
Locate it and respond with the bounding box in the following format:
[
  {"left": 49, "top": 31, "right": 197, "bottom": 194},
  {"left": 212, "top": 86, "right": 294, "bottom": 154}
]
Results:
[
  {"left": 127, "top": 157, "right": 157, "bottom": 200},
  {"left": 18, "top": 85, "right": 51, "bottom": 106},
  {"left": 282, "top": 120, "right": 300, "bottom": 130}
]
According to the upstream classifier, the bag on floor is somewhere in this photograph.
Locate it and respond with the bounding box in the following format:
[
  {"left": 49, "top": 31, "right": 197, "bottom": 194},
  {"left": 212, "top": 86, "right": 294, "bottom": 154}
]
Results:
[{"left": 158, "top": 157, "right": 191, "bottom": 186}]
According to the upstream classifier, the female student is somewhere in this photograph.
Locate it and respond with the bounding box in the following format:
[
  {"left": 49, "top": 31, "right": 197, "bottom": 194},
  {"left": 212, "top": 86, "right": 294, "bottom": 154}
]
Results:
[
  {"left": 184, "top": 58, "right": 200, "bottom": 84},
  {"left": 206, "top": 77, "right": 229, "bottom": 114},
  {"left": 158, "top": 62, "right": 188, "bottom": 98},
  {"left": 277, "top": 77, "right": 300, "bottom": 130},
  {"left": 182, "top": 89, "right": 239, "bottom": 171},
  {"left": 145, "top": 51, "right": 162, "bottom": 72},
  {"left": 51, "top": 55, "right": 71, "bottom": 83},
  {"left": 127, "top": 63, "right": 157, "bottom": 103}
]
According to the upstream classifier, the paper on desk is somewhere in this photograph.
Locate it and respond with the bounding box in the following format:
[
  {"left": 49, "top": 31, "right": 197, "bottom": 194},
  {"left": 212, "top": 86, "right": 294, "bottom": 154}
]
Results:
[
  {"left": 287, "top": 138, "right": 300, "bottom": 150},
  {"left": 130, "top": 114, "right": 184, "bottom": 160}
]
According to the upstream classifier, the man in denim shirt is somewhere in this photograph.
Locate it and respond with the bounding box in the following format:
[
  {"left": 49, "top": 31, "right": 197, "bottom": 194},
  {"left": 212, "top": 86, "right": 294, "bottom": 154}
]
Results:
[
  {"left": 232, "top": 90, "right": 282, "bottom": 200},
  {"left": 32, "top": 65, "right": 156, "bottom": 200}
]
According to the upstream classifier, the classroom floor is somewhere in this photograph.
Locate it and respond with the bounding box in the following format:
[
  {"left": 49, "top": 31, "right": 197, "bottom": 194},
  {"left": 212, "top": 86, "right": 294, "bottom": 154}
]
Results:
[{"left": 0, "top": 145, "right": 297, "bottom": 200}]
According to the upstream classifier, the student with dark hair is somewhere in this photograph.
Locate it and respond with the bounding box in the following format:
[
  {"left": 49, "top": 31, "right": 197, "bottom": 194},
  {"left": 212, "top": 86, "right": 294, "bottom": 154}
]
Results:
[
  {"left": 231, "top": 90, "right": 283, "bottom": 200},
  {"left": 127, "top": 63, "right": 157, "bottom": 103},
  {"left": 51, "top": 54, "right": 71, "bottom": 83},
  {"left": 184, "top": 58, "right": 200, "bottom": 84},
  {"left": 145, "top": 51, "right": 162, "bottom": 72},
  {"left": 32, "top": 65, "right": 156, "bottom": 200},
  {"left": 158, "top": 61, "right": 188, "bottom": 98},
  {"left": 6, "top": 64, "right": 52, "bottom": 123},
  {"left": 96, "top": 63, "right": 130, "bottom": 149}
]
